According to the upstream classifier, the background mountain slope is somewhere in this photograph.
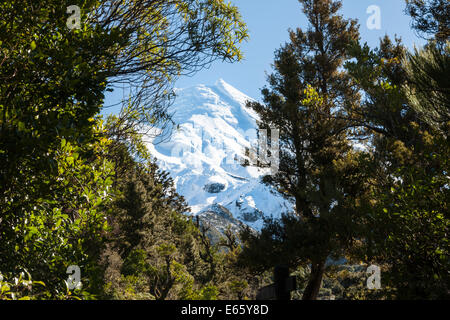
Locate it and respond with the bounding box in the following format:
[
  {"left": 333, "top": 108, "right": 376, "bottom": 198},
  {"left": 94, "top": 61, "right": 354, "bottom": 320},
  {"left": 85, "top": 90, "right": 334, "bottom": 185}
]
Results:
[{"left": 147, "top": 79, "right": 293, "bottom": 232}]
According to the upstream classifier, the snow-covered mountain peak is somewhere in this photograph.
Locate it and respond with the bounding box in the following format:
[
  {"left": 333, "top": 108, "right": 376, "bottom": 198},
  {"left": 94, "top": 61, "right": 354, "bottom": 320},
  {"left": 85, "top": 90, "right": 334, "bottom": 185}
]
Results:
[
  {"left": 215, "top": 79, "right": 254, "bottom": 108},
  {"left": 148, "top": 79, "right": 293, "bottom": 231}
]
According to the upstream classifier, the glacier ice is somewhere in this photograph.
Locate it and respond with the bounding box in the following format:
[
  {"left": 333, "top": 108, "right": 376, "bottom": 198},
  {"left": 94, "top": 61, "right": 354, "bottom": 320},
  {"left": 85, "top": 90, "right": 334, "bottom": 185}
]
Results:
[{"left": 147, "top": 79, "right": 293, "bottom": 231}]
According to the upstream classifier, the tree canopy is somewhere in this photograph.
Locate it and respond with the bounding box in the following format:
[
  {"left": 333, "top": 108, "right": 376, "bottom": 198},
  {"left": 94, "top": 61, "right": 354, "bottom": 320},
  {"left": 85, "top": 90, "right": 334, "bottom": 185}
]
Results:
[{"left": 0, "top": 0, "right": 448, "bottom": 301}]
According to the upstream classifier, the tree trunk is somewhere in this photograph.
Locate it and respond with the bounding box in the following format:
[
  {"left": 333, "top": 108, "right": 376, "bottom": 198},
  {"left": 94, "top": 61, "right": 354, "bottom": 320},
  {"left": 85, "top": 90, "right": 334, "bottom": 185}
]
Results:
[{"left": 302, "top": 259, "right": 326, "bottom": 300}]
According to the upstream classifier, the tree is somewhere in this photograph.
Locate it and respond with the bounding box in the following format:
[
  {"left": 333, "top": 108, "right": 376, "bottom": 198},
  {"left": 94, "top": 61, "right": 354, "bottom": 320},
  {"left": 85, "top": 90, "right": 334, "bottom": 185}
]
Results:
[
  {"left": 92, "top": 0, "right": 249, "bottom": 141},
  {"left": 403, "top": 0, "right": 449, "bottom": 133},
  {"left": 241, "top": 0, "right": 364, "bottom": 300},
  {"left": 100, "top": 141, "right": 259, "bottom": 300},
  {"left": 370, "top": 155, "right": 449, "bottom": 299},
  {"left": 0, "top": 0, "right": 248, "bottom": 298},
  {"left": 0, "top": 0, "right": 118, "bottom": 297},
  {"left": 403, "top": 42, "right": 450, "bottom": 134},
  {"left": 101, "top": 148, "right": 202, "bottom": 300},
  {"left": 405, "top": 0, "right": 450, "bottom": 44},
  {"left": 346, "top": 34, "right": 449, "bottom": 299}
]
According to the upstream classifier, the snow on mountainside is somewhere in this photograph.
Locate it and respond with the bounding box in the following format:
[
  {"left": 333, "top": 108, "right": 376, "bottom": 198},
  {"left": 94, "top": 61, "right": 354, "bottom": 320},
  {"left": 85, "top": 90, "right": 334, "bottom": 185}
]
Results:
[{"left": 147, "top": 79, "right": 293, "bottom": 231}]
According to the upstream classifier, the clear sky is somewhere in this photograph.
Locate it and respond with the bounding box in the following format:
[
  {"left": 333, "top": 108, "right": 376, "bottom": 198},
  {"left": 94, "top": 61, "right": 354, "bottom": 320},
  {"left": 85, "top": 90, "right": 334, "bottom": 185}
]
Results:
[
  {"left": 175, "top": 0, "right": 425, "bottom": 100},
  {"left": 104, "top": 0, "right": 425, "bottom": 110}
]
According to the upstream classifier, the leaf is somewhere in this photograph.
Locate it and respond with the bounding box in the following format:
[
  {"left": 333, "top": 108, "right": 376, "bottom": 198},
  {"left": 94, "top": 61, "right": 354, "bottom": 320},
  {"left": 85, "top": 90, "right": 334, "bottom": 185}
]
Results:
[
  {"left": 30, "top": 41, "right": 37, "bottom": 50},
  {"left": 32, "top": 281, "right": 46, "bottom": 287},
  {"left": 1, "top": 284, "right": 10, "bottom": 293}
]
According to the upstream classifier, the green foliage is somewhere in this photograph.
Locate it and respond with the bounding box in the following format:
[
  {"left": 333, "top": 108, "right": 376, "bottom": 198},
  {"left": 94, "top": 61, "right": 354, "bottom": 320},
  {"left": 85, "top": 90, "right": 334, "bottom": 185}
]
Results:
[
  {"left": 403, "top": 42, "right": 450, "bottom": 133},
  {"left": 2, "top": 0, "right": 447, "bottom": 301},
  {"left": 99, "top": 142, "right": 224, "bottom": 300},
  {"left": 0, "top": 0, "right": 118, "bottom": 298},
  {"left": 346, "top": 25, "right": 449, "bottom": 299},
  {"left": 405, "top": 0, "right": 450, "bottom": 43},
  {"left": 241, "top": 0, "right": 449, "bottom": 300},
  {"left": 1, "top": 123, "right": 115, "bottom": 298},
  {"left": 98, "top": 140, "right": 263, "bottom": 300},
  {"left": 0, "top": 272, "right": 45, "bottom": 300},
  {"left": 93, "top": 0, "right": 249, "bottom": 137},
  {"left": 0, "top": 0, "right": 248, "bottom": 300},
  {"left": 368, "top": 150, "right": 449, "bottom": 299},
  {"left": 242, "top": 0, "right": 365, "bottom": 300}
]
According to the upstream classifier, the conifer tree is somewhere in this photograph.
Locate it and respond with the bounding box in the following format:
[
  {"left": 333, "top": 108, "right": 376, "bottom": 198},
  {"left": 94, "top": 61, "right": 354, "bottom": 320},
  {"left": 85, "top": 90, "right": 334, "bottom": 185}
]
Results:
[
  {"left": 403, "top": 43, "right": 450, "bottom": 134},
  {"left": 344, "top": 4, "right": 450, "bottom": 298},
  {"left": 241, "top": 0, "right": 364, "bottom": 300},
  {"left": 405, "top": 0, "right": 450, "bottom": 44}
]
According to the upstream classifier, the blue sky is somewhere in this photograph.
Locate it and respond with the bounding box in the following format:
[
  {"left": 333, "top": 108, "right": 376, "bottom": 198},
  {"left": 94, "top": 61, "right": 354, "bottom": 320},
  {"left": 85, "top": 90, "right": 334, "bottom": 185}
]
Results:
[
  {"left": 176, "top": 0, "right": 425, "bottom": 100},
  {"left": 105, "top": 0, "right": 425, "bottom": 110}
]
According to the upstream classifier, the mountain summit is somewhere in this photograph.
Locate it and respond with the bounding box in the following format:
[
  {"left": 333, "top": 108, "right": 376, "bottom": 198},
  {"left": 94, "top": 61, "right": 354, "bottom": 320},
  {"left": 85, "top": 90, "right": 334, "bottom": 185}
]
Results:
[{"left": 147, "top": 79, "right": 293, "bottom": 231}]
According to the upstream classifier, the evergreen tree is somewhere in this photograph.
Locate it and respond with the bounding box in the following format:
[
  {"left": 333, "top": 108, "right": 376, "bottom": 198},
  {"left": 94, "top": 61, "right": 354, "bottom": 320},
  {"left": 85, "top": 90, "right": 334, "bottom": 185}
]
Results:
[
  {"left": 346, "top": 33, "right": 449, "bottom": 299},
  {"left": 405, "top": 0, "right": 449, "bottom": 44},
  {"left": 403, "top": 42, "right": 450, "bottom": 134},
  {"left": 101, "top": 144, "right": 204, "bottom": 299},
  {"left": 241, "top": 0, "right": 364, "bottom": 300},
  {"left": 100, "top": 138, "right": 259, "bottom": 300}
]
